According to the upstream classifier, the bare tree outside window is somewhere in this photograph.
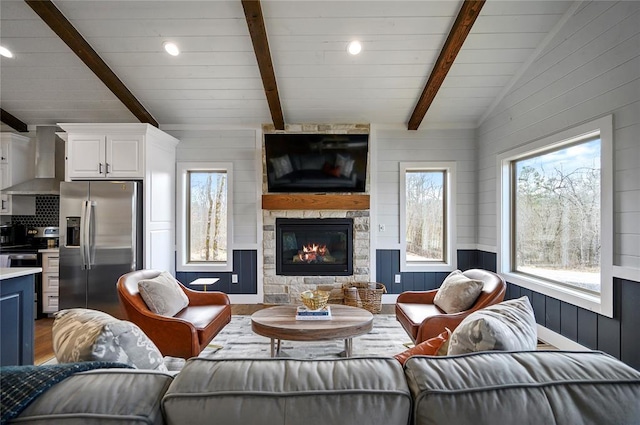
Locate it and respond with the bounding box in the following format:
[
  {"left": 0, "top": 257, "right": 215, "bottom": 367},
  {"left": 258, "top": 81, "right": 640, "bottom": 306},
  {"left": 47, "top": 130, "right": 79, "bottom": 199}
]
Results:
[
  {"left": 188, "top": 171, "right": 227, "bottom": 263},
  {"left": 513, "top": 138, "right": 601, "bottom": 293},
  {"left": 405, "top": 171, "right": 445, "bottom": 262}
]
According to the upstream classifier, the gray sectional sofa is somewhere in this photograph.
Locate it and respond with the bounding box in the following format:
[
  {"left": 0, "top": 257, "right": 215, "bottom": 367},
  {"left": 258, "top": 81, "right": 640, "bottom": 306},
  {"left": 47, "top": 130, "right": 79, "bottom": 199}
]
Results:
[{"left": 12, "top": 351, "right": 640, "bottom": 425}]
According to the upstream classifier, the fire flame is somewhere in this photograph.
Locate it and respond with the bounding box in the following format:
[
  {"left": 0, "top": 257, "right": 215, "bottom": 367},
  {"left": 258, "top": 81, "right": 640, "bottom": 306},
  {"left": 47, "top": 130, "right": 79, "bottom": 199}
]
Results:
[{"left": 298, "top": 243, "right": 328, "bottom": 262}]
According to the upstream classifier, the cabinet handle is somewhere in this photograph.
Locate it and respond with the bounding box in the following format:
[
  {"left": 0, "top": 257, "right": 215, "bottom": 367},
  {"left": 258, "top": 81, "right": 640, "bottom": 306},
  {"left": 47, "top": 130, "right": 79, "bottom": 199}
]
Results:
[
  {"left": 1, "top": 156, "right": 5, "bottom": 161},
  {"left": 1, "top": 199, "right": 5, "bottom": 209},
  {"left": 106, "top": 163, "right": 110, "bottom": 174},
  {"left": 99, "top": 163, "right": 103, "bottom": 174}
]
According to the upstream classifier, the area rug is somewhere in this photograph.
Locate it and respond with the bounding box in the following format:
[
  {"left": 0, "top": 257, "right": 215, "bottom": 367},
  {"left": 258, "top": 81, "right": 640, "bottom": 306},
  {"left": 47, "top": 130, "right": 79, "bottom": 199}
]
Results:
[{"left": 198, "top": 314, "right": 411, "bottom": 360}]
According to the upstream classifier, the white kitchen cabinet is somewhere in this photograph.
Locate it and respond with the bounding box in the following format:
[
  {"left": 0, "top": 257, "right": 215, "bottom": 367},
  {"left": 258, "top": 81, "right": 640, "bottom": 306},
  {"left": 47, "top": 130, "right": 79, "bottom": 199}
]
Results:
[
  {"left": 41, "top": 250, "right": 59, "bottom": 314},
  {"left": 59, "top": 123, "right": 179, "bottom": 274},
  {"left": 67, "top": 133, "right": 143, "bottom": 179},
  {"left": 0, "top": 133, "right": 33, "bottom": 214}
]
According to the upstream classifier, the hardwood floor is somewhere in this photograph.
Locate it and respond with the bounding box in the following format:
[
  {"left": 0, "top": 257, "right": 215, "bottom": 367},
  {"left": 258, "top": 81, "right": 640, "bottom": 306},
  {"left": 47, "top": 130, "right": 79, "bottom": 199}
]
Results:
[{"left": 34, "top": 317, "right": 55, "bottom": 365}]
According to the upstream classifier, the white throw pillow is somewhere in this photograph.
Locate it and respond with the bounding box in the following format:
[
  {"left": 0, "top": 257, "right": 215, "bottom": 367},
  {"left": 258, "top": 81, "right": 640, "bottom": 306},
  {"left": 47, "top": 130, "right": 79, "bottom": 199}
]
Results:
[
  {"left": 433, "top": 270, "right": 484, "bottom": 314},
  {"left": 138, "top": 272, "right": 189, "bottom": 317},
  {"left": 447, "top": 296, "right": 538, "bottom": 355}
]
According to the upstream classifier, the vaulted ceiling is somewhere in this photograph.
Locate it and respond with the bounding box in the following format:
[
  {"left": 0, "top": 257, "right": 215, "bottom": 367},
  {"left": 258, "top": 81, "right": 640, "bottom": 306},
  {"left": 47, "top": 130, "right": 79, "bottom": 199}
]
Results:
[{"left": 0, "top": 0, "right": 573, "bottom": 131}]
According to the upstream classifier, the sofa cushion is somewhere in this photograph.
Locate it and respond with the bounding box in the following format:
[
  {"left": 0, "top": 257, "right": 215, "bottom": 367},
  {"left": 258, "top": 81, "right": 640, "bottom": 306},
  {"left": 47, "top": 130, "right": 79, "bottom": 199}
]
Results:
[
  {"left": 16, "top": 369, "right": 173, "bottom": 425},
  {"left": 163, "top": 358, "right": 411, "bottom": 425},
  {"left": 138, "top": 271, "right": 189, "bottom": 317},
  {"left": 53, "top": 308, "right": 168, "bottom": 372},
  {"left": 404, "top": 351, "right": 640, "bottom": 425},
  {"left": 447, "top": 296, "right": 537, "bottom": 355},
  {"left": 433, "top": 270, "right": 484, "bottom": 313},
  {"left": 394, "top": 329, "right": 450, "bottom": 365}
]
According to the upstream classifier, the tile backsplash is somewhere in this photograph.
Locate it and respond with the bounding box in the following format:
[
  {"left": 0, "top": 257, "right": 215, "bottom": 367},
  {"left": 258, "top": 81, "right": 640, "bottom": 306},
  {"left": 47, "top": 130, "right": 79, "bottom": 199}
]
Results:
[{"left": 12, "top": 195, "right": 59, "bottom": 227}]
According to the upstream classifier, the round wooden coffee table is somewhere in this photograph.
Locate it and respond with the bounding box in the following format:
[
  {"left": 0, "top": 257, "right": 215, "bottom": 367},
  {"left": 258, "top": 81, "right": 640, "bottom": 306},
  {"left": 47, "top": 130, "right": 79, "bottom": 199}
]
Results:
[{"left": 251, "top": 304, "right": 373, "bottom": 357}]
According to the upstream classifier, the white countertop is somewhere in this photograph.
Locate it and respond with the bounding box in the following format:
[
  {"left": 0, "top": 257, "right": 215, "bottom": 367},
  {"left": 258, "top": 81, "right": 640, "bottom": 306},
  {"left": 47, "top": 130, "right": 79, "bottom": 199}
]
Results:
[
  {"left": 38, "top": 248, "right": 60, "bottom": 253},
  {"left": 0, "top": 267, "right": 42, "bottom": 279}
]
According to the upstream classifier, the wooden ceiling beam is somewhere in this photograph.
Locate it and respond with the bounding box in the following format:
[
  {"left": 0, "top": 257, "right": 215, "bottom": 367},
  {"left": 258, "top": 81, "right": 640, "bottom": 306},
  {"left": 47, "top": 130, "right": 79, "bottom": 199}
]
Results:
[
  {"left": 0, "top": 109, "right": 28, "bottom": 132},
  {"left": 242, "top": 0, "right": 285, "bottom": 130},
  {"left": 25, "top": 0, "right": 158, "bottom": 127},
  {"left": 408, "top": 0, "right": 485, "bottom": 130}
]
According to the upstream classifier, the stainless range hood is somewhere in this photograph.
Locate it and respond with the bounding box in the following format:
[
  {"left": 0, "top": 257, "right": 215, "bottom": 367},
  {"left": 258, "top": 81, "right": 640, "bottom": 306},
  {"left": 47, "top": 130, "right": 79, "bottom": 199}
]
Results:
[{"left": 2, "top": 126, "right": 65, "bottom": 195}]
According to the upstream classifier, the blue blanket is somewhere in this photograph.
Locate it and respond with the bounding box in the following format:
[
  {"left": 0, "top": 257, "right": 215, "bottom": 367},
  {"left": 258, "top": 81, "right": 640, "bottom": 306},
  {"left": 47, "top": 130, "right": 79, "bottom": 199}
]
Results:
[{"left": 1, "top": 361, "right": 132, "bottom": 424}]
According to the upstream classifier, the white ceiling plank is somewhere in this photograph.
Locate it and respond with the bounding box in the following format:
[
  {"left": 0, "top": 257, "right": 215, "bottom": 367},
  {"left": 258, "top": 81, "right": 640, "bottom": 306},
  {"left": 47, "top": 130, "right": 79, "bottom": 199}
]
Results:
[
  {"left": 99, "top": 51, "right": 258, "bottom": 67},
  {"left": 125, "top": 78, "right": 266, "bottom": 91},
  {"left": 264, "top": 17, "right": 454, "bottom": 36},
  {"left": 56, "top": 0, "right": 245, "bottom": 20},
  {"left": 86, "top": 36, "right": 255, "bottom": 53},
  {"left": 134, "top": 89, "right": 267, "bottom": 101},
  {"left": 66, "top": 18, "right": 251, "bottom": 38},
  {"left": 262, "top": 1, "right": 460, "bottom": 19}
]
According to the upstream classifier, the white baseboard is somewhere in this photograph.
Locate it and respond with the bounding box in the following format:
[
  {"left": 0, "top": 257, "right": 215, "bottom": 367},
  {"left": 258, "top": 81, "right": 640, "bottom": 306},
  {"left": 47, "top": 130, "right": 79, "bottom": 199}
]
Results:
[
  {"left": 228, "top": 294, "right": 262, "bottom": 304},
  {"left": 537, "top": 325, "right": 590, "bottom": 351},
  {"left": 382, "top": 294, "right": 399, "bottom": 304}
]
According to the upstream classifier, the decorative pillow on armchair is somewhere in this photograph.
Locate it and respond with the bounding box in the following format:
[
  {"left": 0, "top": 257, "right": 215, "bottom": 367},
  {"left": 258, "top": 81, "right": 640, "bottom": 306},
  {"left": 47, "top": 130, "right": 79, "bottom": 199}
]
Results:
[
  {"left": 447, "top": 296, "right": 537, "bottom": 355},
  {"left": 52, "top": 308, "right": 167, "bottom": 372},
  {"left": 433, "top": 270, "right": 484, "bottom": 313},
  {"left": 138, "top": 271, "right": 189, "bottom": 317}
]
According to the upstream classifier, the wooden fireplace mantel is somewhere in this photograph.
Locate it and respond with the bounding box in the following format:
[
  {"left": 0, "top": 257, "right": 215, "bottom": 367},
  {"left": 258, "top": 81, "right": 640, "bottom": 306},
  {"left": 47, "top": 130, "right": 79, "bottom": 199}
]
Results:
[{"left": 262, "top": 194, "right": 370, "bottom": 210}]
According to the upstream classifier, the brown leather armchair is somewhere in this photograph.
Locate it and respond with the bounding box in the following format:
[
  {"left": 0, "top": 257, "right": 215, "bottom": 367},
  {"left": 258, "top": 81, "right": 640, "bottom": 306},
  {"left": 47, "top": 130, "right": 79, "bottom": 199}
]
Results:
[
  {"left": 395, "top": 269, "right": 506, "bottom": 344},
  {"left": 117, "top": 269, "right": 232, "bottom": 359}
]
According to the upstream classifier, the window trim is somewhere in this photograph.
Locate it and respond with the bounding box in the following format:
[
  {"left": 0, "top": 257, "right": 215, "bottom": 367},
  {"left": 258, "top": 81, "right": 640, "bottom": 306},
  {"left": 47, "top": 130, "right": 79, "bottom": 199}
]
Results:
[
  {"left": 176, "top": 161, "right": 234, "bottom": 272},
  {"left": 497, "top": 115, "right": 613, "bottom": 317},
  {"left": 400, "top": 161, "right": 457, "bottom": 272}
]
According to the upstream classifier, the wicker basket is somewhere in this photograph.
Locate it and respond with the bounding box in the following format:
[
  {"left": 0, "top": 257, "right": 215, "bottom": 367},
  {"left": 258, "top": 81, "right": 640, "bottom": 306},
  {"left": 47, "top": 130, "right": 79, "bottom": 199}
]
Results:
[
  {"left": 300, "top": 290, "right": 330, "bottom": 310},
  {"left": 342, "top": 282, "right": 387, "bottom": 313}
]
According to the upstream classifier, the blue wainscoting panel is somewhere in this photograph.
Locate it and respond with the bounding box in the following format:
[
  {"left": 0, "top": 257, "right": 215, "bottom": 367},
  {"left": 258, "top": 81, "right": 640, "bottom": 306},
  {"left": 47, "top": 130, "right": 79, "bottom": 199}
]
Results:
[
  {"left": 457, "top": 250, "right": 477, "bottom": 271},
  {"left": 620, "top": 278, "right": 640, "bottom": 370},
  {"left": 531, "top": 292, "right": 546, "bottom": 325},
  {"left": 560, "top": 302, "right": 578, "bottom": 342},
  {"left": 177, "top": 250, "right": 257, "bottom": 294},
  {"left": 376, "top": 250, "right": 399, "bottom": 291},
  {"left": 577, "top": 308, "right": 598, "bottom": 350}
]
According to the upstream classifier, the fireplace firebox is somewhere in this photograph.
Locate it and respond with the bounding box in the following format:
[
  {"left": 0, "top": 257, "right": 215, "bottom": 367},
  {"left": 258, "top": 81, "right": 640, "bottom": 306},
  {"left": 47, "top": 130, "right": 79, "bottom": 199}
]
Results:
[{"left": 276, "top": 218, "right": 353, "bottom": 276}]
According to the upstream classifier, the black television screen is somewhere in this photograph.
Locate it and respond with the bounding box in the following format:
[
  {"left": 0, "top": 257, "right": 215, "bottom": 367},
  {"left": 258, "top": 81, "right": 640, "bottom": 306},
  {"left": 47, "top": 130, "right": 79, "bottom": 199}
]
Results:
[{"left": 265, "top": 133, "right": 369, "bottom": 193}]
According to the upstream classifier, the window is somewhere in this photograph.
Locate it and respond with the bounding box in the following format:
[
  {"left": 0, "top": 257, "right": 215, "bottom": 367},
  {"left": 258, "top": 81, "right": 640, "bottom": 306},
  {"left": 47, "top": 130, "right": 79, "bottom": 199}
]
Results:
[
  {"left": 498, "top": 116, "right": 613, "bottom": 317},
  {"left": 400, "top": 162, "right": 456, "bottom": 271},
  {"left": 177, "top": 162, "right": 233, "bottom": 271}
]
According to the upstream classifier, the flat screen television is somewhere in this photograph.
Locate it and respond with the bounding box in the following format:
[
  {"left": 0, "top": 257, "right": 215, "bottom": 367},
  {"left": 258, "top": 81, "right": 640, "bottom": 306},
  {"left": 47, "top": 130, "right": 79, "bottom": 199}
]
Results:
[{"left": 265, "top": 133, "right": 369, "bottom": 193}]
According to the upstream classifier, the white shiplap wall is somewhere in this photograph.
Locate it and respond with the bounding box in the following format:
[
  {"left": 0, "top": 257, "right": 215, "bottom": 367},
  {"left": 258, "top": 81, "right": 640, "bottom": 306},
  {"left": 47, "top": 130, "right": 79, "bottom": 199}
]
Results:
[
  {"left": 374, "top": 127, "right": 476, "bottom": 249},
  {"left": 170, "top": 129, "right": 259, "bottom": 248},
  {"left": 477, "top": 1, "right": 640, "bottom": 269}
]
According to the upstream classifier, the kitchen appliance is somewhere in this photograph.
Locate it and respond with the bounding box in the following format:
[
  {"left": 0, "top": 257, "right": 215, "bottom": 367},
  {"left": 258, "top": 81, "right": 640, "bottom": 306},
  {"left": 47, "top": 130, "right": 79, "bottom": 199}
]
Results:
[
  {"left": 0, "top": 223, "right": 25, "bottom": 246},
  {"left": 59, "top": 181, "right": 143, "bottom": 319},
  {"left": 0, "top": 226, "right": 59, "bottom": 319}
]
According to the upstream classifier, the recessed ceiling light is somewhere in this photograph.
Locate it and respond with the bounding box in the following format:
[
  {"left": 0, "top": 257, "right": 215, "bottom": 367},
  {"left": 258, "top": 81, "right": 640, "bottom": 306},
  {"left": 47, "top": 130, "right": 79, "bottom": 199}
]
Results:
[
  {"left": 163, "top": 41, "right": 180, "bottom": 56},
  {"left": 347, "top": 40, "right": 362, "bottom": 55},
  {"left": 0, "top": 46, "right": 14, "bottom": 58}
]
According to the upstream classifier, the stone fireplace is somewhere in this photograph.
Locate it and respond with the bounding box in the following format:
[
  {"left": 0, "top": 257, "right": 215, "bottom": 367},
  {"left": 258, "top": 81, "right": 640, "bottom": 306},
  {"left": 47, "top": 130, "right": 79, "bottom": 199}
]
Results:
[{"left": 262, "top": 123, "right": 371, "bottom": 305}]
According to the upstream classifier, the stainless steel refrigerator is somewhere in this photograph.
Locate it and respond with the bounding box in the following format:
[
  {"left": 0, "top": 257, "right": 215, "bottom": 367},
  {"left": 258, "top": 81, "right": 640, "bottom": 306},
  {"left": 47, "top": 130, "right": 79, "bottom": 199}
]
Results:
[{"left": 59, "top": 181, "right": 143, "bottom": 319}]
